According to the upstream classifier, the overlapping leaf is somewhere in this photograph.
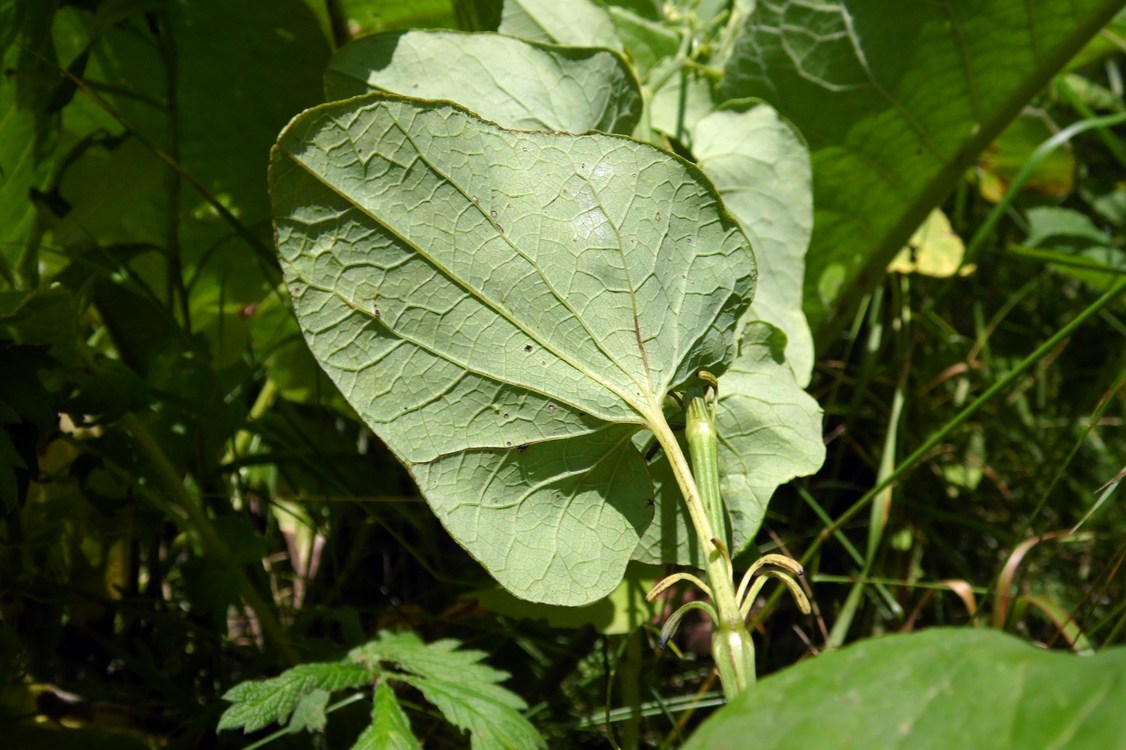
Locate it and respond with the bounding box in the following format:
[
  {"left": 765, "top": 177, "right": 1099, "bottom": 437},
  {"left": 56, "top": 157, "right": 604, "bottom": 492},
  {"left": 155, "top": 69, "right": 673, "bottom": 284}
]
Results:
[
  {"left": 634, "top": 322, "right": 824, "bottom": 566},
  {"left": 271, "top": 94, "right": 754, "bottom": 604},
  {"left": 693, "top": 101, "right": 814, "bottom": 384},
  {"left": 325, "top": 30, "right": 642, "bottom": 134}
]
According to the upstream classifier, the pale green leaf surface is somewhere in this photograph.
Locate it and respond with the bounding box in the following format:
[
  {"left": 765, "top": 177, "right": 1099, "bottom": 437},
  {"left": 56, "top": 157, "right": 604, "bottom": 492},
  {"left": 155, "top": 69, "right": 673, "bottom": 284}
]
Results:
[
  {"left": 271, "top": 94, "right": 754, "bottom": 604},
  {"left": 498, "top": 0, "right": 622, "bottom": 50},
  {"left": 685, "top": 629, "right": 1126, "bottom": 750},
  {"left": 288, "top": 688, "right": 330, "bottom": 733},
  {"left": 720, "top": 0, "right": 1124, "bottom": 343},
  {"left": 607, "top": 6, "right": 680, "bottom": 76},
  {"left": 353, "top": 684, "right": 422, "bottom": 750},
  {"left": 218, "top": 662, "right": 371, "bottom": 733},
  {"left": 693, "top": 102, "right": 814, "bottom": 384},
  {"left": 324, "top": 30, "right": 643, "bottom": 134},
  {"left": 635, "top": 323, "right": 824, "bottom": 565}
]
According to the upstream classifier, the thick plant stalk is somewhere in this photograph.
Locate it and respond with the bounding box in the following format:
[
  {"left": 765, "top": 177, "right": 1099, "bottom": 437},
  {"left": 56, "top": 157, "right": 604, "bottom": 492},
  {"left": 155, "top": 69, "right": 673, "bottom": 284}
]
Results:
[
  {"left": 648, "top": 377, "right": 811, "bottom": 700},
  {"left": 649, "top": 387, "right": 755, "bottom": 700}
]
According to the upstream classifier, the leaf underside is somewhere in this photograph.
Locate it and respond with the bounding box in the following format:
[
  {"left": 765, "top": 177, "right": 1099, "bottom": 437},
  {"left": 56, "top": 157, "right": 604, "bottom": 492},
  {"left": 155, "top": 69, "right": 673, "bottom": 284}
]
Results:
[{"left": 271, "top": 94, "right": 755, "bottom": 604}]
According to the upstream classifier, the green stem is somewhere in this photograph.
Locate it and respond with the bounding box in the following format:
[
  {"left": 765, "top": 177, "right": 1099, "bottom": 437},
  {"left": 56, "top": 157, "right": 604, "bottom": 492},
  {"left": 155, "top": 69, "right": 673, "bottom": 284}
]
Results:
[{"left": 650, "top": 396, "right": 751, "bottom": 700}]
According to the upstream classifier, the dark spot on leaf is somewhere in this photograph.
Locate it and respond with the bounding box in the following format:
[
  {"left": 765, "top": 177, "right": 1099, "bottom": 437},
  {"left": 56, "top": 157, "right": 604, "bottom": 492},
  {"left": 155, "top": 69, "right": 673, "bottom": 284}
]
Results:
[
  {"left": 546, "top": 403, "right": 555, "bottom": 412},
  {"left": 646, "top": 498, "right": 654, "bottom": 509},
  {"left": 374, "top": 308, "right": 381, "bottom": 318},
  {"left": 524, "top": 345, "right": 532, "bottom": 353},
  {"left": 506, "top": 441, "right": 512, "bottom": 448},
  {"left": 290, "top": 285, "right": 303, "bottom": 297},
  {"left": 503, "top": 413, "right": 510, "bottom": 419},
  {"left": 516, "top": 443, "right": 528, "bottom": 453}
]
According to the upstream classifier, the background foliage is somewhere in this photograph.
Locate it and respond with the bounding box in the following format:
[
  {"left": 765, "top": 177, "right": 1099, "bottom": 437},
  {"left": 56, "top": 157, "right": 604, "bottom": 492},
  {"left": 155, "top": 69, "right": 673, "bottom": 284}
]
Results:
[{"left": 1, "top": 0, "right": 1124, "bottom": 748}]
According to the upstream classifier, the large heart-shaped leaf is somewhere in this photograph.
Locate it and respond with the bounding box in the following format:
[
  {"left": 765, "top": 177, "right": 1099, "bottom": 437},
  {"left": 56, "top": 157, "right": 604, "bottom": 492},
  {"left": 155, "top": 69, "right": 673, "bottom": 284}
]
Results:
[
  {"left": 271, "top": 94, "right": 754, "bottom": 604},
  {"left": 720, "top": 0, "right": 1124, "bottom": 342},
  {"left": 324, "top": 30, "right": 642, "bottom": 135},
  {"left": 685, "top": 628, "right": 1126, "bottom": 749}
]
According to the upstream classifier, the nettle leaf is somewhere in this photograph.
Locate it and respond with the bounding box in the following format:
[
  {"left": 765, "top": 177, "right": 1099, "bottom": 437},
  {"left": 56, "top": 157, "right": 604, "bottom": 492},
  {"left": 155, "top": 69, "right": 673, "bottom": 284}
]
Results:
[
  {"left": 693, "top": 101, "right": 814, "bottom": 385},
  {"left": 271, "top": 94, "right": 754, "bottom": 604},
  {"left": 353, "top": 684, "right": 422, "bottom": 750},
  {"left": 218, "top": 661, "right": 370, "bottom": 733},
  {"left": 353, "top": 631, "right": 543, "bottom": 750},
  {"left": 325, "top": 30, "right": 642, "bottom": 135},
  {"left": 635, "top": 323, "right": 824, "bottom": 565},
  {"left": 684, "top": 629, "right": 1126, "bottom": 750}
]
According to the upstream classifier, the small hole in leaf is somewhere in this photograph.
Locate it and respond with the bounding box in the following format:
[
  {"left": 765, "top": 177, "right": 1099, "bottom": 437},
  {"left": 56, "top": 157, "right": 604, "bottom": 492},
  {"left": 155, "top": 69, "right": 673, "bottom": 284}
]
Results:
[
  {"left": 490, "top": 210, "right": 497, "bottom": 218},
  {"left": 471, "top": 195, "right": 478, "bottom": 203},
  {"left": 503, "top": 413, "right": 510, "bottom": 419},
  {"left": 546, "top": 404, "right": 555, "bottom": 412}
]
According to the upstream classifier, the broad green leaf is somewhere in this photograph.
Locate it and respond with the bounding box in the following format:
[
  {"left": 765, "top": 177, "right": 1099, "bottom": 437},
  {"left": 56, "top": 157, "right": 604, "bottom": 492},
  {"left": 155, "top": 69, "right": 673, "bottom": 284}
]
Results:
[
  {"left": 720, "top": 0, "right": 1125, "bottom": 343},
  {"left": 635, "top": 323, "right": 824, "bottom": 565},
  {"left": 497, "top": 0, "right": 622, "bottom": 50},
  {"left": 353, "top": 684, "right": 422, "bottom": 750},
  {"left": 324, "top": 30, "right": 642, "bottom": 134},
  {"left": 271, "top": 94, "right": 754, "bottom": 604},
  {"left": 685, "top": 629, "right": 1126, "bottom": 750},
  {"left": 606, "top": 5, "right": 680, "bottom": 77},
  {"left": 218, "top": 661, "right": 371, "bottom": 733},
  {"left": 693, "top": 101, "right": 814, "bottom": 384}
]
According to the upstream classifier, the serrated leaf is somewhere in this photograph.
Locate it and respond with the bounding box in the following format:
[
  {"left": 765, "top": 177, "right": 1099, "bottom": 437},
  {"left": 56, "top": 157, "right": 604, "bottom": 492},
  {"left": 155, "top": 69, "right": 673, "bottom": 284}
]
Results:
[
  {"left": 396, "top": 673, "right": 544, "bottom": 750},
  {"left": 271, "top": 94, "right": 755, "bottom": 604},
  {"left": 218, "top": 662, "right": 371, "bottom": 733},
  {"left": 719, "top": 0, "right": 1124, "bottom": 341},
  {"left": 635, "top": 322, "right": 824, "bottom": 564},
  {"left": 498, "top": 0, "right": 622, "bottom": 51},
  {"left": 324, "top": 30, "right": 642, "bottom": 135},
  {"left": 350, "top": 631, "right": 543, "bottom": 750},
  {"left": 352, "top": 684, "right": 422, "bottom": 750},
  {"left": 352, "top": 631, "right": 516, "bottom": 701},
  {"left": 692, "top": 101, "right": 814, "bottom": 384},
  {"left": 684, "top": 629, "right": 1126, "bottom": 750}
]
